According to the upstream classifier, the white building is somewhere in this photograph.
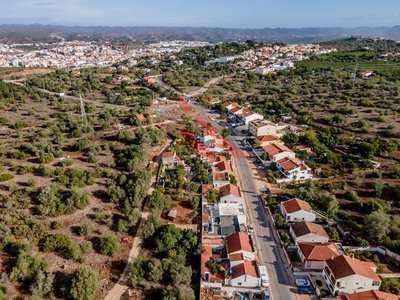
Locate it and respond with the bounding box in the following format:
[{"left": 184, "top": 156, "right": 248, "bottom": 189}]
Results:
[
  {"left": 263, "top": 142, "right": 295, "bottom": 163},
  {"left": 248, "top": 120, "right": 277, "bottom": 137},
  {"left": 323, "top": 255, "right": 381, "bottom": 296},
  {"left": 280, "top": 198, "right": 316, "bottom": 223},
  {"left": 276, "top": 157, "right": 312, "bottom": 182},
  {"left": 228, "top": 261, "right": 260, "bottom": 287},
  {"left": 290, "top": 221, "right": 329, "bottom": 244},
  {"left": 219, "top": 184, "right": 241, "bottom": 204}
]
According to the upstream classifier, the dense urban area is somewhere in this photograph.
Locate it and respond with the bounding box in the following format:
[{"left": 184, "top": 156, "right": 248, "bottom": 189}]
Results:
[{"left": 0, "top": 36, "right": 399, "bottom": 300}]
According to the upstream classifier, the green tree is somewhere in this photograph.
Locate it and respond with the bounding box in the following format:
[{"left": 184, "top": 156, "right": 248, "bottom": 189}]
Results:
[
  {"left": 147, "top": 258, "right": 163, "bottom": 282},
  {"left": 364, "top": 210, "right": 390, "bottom": 241},
  {"left": 220, "top": 128, "right": 231, "bottom": 138},
  {"left": 99, "top": 235, "right": 120, "bottom": 257},
  {"left": 154, "top": 225, "right": 183, "bottom": 253},
  {"left": 205, "top": 258, "right": 220, "bottom": 275},
  {"left": 128, "top": 257, "right": 146, "bottom": 287},
  {"left": 70, "top": 267, "right": 99, "bottom": 300},
  {"left": 30, "top": 270, "right": 54, "bottom": 298}
]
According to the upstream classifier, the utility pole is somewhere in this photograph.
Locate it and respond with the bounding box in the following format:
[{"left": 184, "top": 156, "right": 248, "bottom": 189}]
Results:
[{"left": 80, "top": 94, "right": 87, "bottom": 124}]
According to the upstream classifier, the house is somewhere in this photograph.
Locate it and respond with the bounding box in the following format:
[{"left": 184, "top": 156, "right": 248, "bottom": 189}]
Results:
[
  {"left": 216, "top": 160, "right": 232, "bottom": 173},
  {"left": 280, "top": 198, "right": 316, "bottom": 223},
  {"left": 256, "top": 135, "right": 280, "bottom": 147},
  {"left": 360, "top": 70, "right": 374, "bottom": 79},
  {"left": 323, "top": 255, "right": 381, "bottom": 296},
  {"left": 263, "top": 142, "right": 295, "bottom": 162},
  {"left": 201, "top": 237, "right": 226, "bottom": 283},
  {"left": 337, "top": 290, "right": 398, "bottom": 300},
  {"left": 229, "top": 261, "right": 260, "bottom": 287},
  {"left": 161, "top": 151, "right": 177, "bottom": 166},
  {"left": 290, "top": 221, "right": 329, "bottom": 244},
  {"left": 223, "top": 102, "right": 240, "bottom": 111},
  {"left": 208, "top": 203, "right": 246, "bottom": 235},
  {"left": 219, "top": 184, "right": 241, "bottom": 204},
  {"left": 144, "top": 75, "right": 158, "bottom": 84},
  {"left": 297, "top": 242, "right": 341, "bottom": 271},
  {"left": 212, "top": 171, "right": 231, "bottom": 188},
  {"left": 226, "top": 232, "right": 256, "bottom": 261},
  {"left": 248, "top": 120, "right": 277, "bottom": 137},
  {"left": 239, "top": 111, "right": 264, "bottom": 125},
  {"left": 276, "top": 157, "right": 312, "bottom": 181}
]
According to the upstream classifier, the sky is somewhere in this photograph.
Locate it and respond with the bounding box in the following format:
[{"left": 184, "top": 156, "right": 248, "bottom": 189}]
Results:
[{"left": 0, "top": 0, "right": 399, "bottom": 28}]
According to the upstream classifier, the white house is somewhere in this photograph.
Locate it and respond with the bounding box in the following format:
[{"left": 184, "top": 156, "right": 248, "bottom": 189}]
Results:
[
  {"left": 290, "top": 221, "right": 329, "bottom": 244},
  {"left": 228, "top": 261, "right": 260, "bottom": 287},
  {"left": 226, "top": 232, "right": 256, "bottom": 261},
  {"left": 323, "top": 255, "right": 381, "bottom": 296},
  {"left": 297, "top": 242, "right": 341, "bottom": 271},
  {"left": 280, "top": 198, "right": 316, "bottom": 223},
  {"left": 263, "top": 142, "right": 295, "bottom": 162},
  {"left": 238, "top": 111, "right": 264, "bottom": 125},
  {"left": 211, "top": 203, "right": 247, "bottom": 226},
  {"left": 161, "top": 151, "right": 177, "bottom": 166},
  {"left": 248, "top": 120, "right": 277, "bottom": 137},
  {"left": 219, "top": 184, "right": 241, "bottom": 204},
  {"left": 276, "top": 157, "right": 312, "bottom": 182}
]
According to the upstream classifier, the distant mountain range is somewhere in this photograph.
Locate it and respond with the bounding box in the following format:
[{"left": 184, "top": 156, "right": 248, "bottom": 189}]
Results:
[{"left": 1, "top": 24, "right": 400, "bottom": 44}]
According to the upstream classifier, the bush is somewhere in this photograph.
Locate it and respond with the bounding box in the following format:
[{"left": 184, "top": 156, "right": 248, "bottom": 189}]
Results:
[
  {"left": 99, "top": 235, "right": 120, "bottom": 257},
  {"left": 70, "top": 267, "right": 99, "bottom": 300},
  {"left": 0, "top": 173, "right": 13, "bottom": 182},
  {"left": 205, "top": 258, "right": 220, "bottom": 275}
]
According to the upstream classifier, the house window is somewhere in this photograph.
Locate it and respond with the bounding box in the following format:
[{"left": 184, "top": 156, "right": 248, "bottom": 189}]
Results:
[
  {"left": 238, "top": 282, "right": 242, "bottom": 286},
  {"left": 336, "top": 281, "right": 341, "bottom": 288},
  {"left": 372, "top": 281, "right": 380, "bottom": 286}
]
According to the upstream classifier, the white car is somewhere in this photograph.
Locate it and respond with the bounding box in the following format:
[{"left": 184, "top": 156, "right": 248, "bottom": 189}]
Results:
[{"left": 295, "top": 279, "right": 311, "bottom": 287}]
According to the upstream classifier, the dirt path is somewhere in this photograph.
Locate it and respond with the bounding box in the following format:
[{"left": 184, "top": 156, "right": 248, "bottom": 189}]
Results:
[{"left": 104, "top": 141, "right": 171, "bottom": 300}]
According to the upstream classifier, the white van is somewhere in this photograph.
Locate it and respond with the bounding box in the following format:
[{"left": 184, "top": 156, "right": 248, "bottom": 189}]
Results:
[{"left": 258, "top": 265, "right": 269, "bottom": 287}]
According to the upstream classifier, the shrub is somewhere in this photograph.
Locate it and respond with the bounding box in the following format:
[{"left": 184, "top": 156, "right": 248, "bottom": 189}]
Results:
[
  {"left": 70, "top": 267, "right": 99, "bottom": 300},
  {"left": 99, "top": 235, "right": 120, "bottom": 257},
  {"left": 0, "top": 173, "right": 13, "bottom": 182}
]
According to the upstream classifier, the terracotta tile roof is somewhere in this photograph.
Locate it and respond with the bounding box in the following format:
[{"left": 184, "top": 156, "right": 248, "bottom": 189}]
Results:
[
  {"left": 229, "top": 106, "right": 242, "bottom": 114},
  {"left": 291, "top": 221, "right": 328, "bottom": 239},
  {"left": 326, "top": 255, "right": 380, "bottom": 281},
  {"left": 256, "top": 135, "right": 279, "bottom": 142},
  {"left": 216, "top": 160, "right": 232, "bottom": 172},
  {"left": 231, "top": 261, "right": 258, "bottom": 279},
  {"left": 263, "top": 142, "right": 293, "bottom": 157},
  {"left": 298, "top": 242, "right": 340, "bottom": 261},
  {"left": 213, "top": 172, "right": 229, "bottom": 182},
  {"left": 136, "top": 113, "right": 146, "bottom": 121},
  {"left": 276, "top": 157, "right": 302, "bottom": 172},
  {"left": 337, "top": 290, "right": 397, "bottom": 300},
  {"left": 226, "top": 232, "right": 254, "bottom": 254},
  {"left": 229, "top": 252, "right": 244, "bottom": 262},
  {"left": 219, "top": 184, "right": 240, "bottom": 198},
  {"left": 162, "top": 151, "right": 175, "bottom": 158},
  {"left": 281, "top": 198, "right": 312, "bottom": 214}
]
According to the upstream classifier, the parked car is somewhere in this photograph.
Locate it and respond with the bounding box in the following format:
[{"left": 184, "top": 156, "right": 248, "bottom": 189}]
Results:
[
  {"left": 256, "top": 165, "right": 265, "bottom": 170},
  {"left": 295, "top": 279, "right": 311, "bottom": 287},
  {"left": 248, "top": 224, "right": 254, "bottom": 234},
  {"left": 298, "top": 287, "right": 313, "bottom": 295},
  {"left": 241, "top": 129, "right": 247, "bottom": 134}
]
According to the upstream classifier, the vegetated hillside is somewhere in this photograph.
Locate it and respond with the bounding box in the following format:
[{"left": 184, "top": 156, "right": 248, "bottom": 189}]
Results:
[
  {"left": 1, "top": 24, "right": 400, "bottom": 44},
  {"left": 0, "top": 67, "right": 191, "bottom": 299}
]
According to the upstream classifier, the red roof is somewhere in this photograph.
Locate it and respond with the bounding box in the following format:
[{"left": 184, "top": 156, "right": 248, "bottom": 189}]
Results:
[
  {"left": 281, "top": 198, "right": 312, "bottom": 214},
  {"left": 202, "top": 184, "right": 214, "bottom": 194},
  {"left": 230, "top": 106, "right": 242, "bottom": 114},
  {"left": 263, "top": 143, "right": 293, "bottom": 157},
  {"left": 231, "top": 261, "right": 258, "bottom": 279},
  {"left": 291, "top": 221, "right": 328, "bottom": 239},
  {"left": 326, "top": 255, "right": 380, "bottom": 281},
  {"left": 219, "top": 184, "right": 240, "bottom": 198},
  {"left": 216, "top": 160, "right": 232, "bottom": 172},
  {"left": 226, "top": 232, "right": 254, "bottom": 254},
  {"left": 277, "top": 157, "right": 303, "bottom": 172},
  {"left": 256, "top": 135, "right": 279, "bottom": 142},
  {"left": 298, "top": 242, "right": 340, "bottom": 261},
  {"left": 337, "top": 290, "right": 397, "bottom": 300}
]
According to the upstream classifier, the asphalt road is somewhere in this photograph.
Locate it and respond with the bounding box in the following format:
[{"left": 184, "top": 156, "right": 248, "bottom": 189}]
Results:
[{"left": 192, "top": 102, "right": 296, "bottom": 300}]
